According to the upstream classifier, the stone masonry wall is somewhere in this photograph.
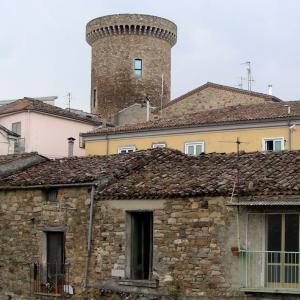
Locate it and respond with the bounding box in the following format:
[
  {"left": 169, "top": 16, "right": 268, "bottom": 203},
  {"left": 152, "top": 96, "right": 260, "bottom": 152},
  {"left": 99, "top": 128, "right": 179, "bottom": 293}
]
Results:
[
  {"left": 158, "top": 86, "right": 273, "bottom": 119},
  {"left": 87, "top": 197, "right": 244, "bottom": 299},
  {"left": 0, "top": 188, "right": 91, "bottom": 300}
]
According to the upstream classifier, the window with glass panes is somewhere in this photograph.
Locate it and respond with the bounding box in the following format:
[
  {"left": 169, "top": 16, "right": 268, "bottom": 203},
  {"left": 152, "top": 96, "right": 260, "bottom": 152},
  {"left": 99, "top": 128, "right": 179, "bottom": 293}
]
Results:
[
  {"left": 263, "top": 138, "right": 284, "bottom": 151},
  {"left": 134, "top": 59, "right": 142, "bottom": 78},
  {"left": 184, "top": 142, "right": 204, "bottom": 156}
]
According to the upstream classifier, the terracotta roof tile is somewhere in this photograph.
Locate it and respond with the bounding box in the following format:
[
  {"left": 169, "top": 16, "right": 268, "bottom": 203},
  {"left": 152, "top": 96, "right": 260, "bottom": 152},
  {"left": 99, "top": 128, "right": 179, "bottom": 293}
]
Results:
[
  {"left": 2, "top": 149, "right": 300, "bottom": 201},
  {"left": 82, "top": 101, "right": 300, "bottom": 136},
  {"left": 0, "top": 98, "right": 102, "bottom": 126}
]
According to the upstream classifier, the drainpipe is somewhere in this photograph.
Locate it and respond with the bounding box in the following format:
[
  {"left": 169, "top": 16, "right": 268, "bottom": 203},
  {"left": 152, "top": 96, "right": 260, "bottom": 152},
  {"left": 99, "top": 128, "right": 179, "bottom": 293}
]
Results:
[
  {"left": 105, "top": 134, "right": 109, "bottom": 156},
  {"left": 285, "top": 105, "right": 292, "bottom": 151},
  {"left": 83, "top": 185, "right": 95, "bottom": 288}
]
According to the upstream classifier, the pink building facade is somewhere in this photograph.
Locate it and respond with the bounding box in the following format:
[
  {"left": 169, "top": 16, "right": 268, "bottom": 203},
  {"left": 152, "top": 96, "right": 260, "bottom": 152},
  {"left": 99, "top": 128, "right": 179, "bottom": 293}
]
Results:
[{"left": 0, "top": 99, "right": 102, "bottom": 158}]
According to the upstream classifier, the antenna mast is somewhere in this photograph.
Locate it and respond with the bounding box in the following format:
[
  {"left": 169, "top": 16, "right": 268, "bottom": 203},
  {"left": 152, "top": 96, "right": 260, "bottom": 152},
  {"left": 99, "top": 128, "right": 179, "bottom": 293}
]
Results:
[
  {"left": 242, "top": 61, "right": 254, "bottom": 91},
  {"left": 67, "top": 92, "right": 71, "bottom": 112}
]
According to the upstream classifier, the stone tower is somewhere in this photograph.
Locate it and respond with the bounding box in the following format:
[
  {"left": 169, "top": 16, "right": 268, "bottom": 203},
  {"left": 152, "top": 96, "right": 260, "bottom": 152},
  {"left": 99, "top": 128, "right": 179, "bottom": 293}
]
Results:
[{"left": 86, "top": 14, "right": 177, "bottom": 118}]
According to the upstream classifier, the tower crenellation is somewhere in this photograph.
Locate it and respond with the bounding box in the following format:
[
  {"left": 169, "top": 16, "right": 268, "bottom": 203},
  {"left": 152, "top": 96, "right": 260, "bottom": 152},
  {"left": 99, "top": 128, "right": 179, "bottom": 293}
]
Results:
[{"left": 86, "top": 14, "right": 177, "bottom": 118}]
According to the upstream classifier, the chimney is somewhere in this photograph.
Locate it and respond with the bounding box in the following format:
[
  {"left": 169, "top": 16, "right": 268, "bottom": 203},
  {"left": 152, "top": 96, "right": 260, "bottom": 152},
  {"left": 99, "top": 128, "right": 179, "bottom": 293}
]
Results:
[
  {"left": 67, "top": 137, "right": 76, "bottom": 157},
  {"left": 268, "top": 84, "right": 273, "bottom": 96}
]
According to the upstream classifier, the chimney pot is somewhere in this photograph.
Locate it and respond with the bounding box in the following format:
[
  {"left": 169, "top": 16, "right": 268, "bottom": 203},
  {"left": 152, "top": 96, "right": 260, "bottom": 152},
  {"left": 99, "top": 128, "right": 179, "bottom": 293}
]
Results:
[
  {"left": 268, "top": 84, "right": 273, "bottom": 96},
  {"left": 67, "top": 137, "right": 76, "bottom": 157}
]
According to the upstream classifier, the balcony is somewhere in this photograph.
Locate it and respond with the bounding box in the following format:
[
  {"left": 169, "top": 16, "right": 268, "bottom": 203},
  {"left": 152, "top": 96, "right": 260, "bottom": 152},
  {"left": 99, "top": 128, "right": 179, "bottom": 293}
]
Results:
[
  {"left": 240, "top": 250, "right": 300, "bottom": 294},
  {"left": 30, "top": 263, "right": 71, "bottom": 297}
]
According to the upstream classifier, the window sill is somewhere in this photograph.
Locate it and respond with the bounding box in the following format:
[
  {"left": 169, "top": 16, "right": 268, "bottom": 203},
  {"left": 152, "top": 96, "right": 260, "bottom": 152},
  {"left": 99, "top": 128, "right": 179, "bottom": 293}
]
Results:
[{"left": 118, "top": 279, "right": 158, "bottom": 288}]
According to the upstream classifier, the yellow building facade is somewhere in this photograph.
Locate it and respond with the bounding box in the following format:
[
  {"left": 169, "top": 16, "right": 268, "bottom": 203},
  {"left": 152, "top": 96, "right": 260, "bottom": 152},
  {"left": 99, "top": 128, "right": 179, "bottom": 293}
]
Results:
[{"left": 83, "top": 121, "right": 299, "bottom": 156}]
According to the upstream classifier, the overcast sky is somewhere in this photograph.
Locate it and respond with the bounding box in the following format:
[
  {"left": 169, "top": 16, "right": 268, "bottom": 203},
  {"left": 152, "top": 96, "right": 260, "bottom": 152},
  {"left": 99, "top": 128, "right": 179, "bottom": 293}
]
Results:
[{"left": 1, "top": 0, "right": 299, "bottom": 112}]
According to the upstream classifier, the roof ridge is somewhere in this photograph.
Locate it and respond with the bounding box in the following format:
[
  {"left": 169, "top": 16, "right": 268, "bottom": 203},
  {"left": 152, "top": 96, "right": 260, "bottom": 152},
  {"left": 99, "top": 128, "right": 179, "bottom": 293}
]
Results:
[{"left": 156, "top": 81, "right": 282, "bottom": 112}]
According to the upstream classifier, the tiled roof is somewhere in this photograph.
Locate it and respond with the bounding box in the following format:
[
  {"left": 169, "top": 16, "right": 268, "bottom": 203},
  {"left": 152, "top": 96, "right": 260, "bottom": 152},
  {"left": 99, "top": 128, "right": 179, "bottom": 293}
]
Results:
[
  {"left": 157, "top": 82, "right": 282, "bottom": 112},
  {"left": 0, "top": 152, "right": 39, "bottom": 165},
  {"left": 82, "top": 101, "right": 300, "bottom": 136},
  {"left": 0, "top": 150, "right": 157, "bottom": 186},
  {"left": 0, "top": 98, "right": 102, "bottom": 126},
  {"left": 0, "top": 152, "right": 48, "bottom": 178},
  {"left": 0, "top": 124, "right": 19, "bottom": 137},
  {"left": 97, "top": 149, "right": 300, "bottom": 199},
  {"left": 2, "top": 149, "right": 300, "bottom": 200}
]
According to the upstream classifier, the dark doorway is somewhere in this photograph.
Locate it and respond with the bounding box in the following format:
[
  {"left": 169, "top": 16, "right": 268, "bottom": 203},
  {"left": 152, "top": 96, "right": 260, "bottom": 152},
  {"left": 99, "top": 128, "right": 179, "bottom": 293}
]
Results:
[
  {"left": 130, "top": 212, "right": 153, "bottom": 280},
  {"left": 46, "top": 232, "right": 64, "bottom": 283}
]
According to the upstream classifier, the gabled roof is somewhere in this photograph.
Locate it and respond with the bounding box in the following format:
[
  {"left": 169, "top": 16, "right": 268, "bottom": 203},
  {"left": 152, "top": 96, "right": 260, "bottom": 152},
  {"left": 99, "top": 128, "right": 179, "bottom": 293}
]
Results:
[
  {"left": 0, "top": 98, "right": 102, "bottom": 126},
  {"left": 0, "top": 124, "right": 19, "bottom": 137},
  {"left": 97, "top": 149, "right": 300, "bottom": 199},
  {"left": 82, "top": 101, "right": 299, "bottom": 137},
  {"left": 2, "top": 148, "right": 300, "bottom": 200},
  {"left": 158, "top": 82, "right": 282, "bottom": 112}
]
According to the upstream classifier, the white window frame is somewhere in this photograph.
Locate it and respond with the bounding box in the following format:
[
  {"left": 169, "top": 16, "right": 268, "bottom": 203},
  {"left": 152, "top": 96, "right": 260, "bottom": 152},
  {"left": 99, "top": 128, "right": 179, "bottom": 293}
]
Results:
[
  {"left": 184, "top": 141, "right": 205, "bottom": 156},
  {"left": 262, "top": 137, "right": 284, "bottom": 151},
  {"left": 152, "top": 143, "right": 166, "bottom": 149},
  {"left": 133, "top": 58, "right": 142, "bottom": 78},
  {"left": 118, "top": 146, "right": 136, "bottom": 154}
]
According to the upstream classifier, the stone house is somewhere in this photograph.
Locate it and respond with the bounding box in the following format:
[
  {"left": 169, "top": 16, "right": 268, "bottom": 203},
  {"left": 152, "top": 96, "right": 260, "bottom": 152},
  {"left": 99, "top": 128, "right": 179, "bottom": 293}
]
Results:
[{"left": 1, "top": 149, "right": 300, "bottom": 300}]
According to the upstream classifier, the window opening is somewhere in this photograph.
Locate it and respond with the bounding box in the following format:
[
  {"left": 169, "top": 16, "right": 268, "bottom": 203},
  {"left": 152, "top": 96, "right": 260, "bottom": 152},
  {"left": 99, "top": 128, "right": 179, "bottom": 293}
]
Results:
[
  {"left": 134, "top": 59, "right": 142, "bottom": 78},
  {"left": 263, "top": 138, "right": 283, "bottom": 151},
  {"left": 267, "top": 214, "right": 299, "bottom": 286},
  {"left": 130, "top": 211, "right": 153, "bottom": 280},
  {"left": 46, "top": 232, "right": 65, "bottom": 286},
  {"left": 118, "top": 146, "right": 136, "bottom": 154},
  {"left": 185, "top": 142, "right": 204, "bottom": 156},
  {"left": 12, "top": 122, "right": 21, "bottom": 135},
  {"left": 92, "top": 89, "right": 97, "bottom": 108}
]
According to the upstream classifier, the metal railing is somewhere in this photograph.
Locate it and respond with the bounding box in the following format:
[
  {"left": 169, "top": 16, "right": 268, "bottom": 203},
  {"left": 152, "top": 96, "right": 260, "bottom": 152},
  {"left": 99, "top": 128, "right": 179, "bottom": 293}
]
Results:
[
  {"left": 240, "top": 250, "right": 300, "bottom": 291},
  {"left": 30, "top": 263, "right": 70, "bottom": 296}
]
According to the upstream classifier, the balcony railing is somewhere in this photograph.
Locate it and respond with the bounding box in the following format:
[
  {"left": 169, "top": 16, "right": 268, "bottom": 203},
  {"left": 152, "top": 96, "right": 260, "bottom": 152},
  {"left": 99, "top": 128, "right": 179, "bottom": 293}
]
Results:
[
  {"left": 240, "top": 250, "right": 300, "bottom": 293},
  {"left": 30, "top": 263, "right": 70, "bottom": 296}
]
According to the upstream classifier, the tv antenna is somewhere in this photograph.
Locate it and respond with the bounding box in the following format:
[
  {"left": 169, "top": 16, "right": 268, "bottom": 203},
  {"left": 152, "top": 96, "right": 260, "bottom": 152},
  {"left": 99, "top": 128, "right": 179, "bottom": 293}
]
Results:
[
  {"left": 241, "top": 61, "right": 255, "bottom": 91},
  {"left": 236, "top": 76, "right": 246, "bottom": 89},
  {"left": 67, "top": 92, "right": 71, "bottom": 112},
  {"left": 217, "top": 137, "right": 249, "bottom": 200}
]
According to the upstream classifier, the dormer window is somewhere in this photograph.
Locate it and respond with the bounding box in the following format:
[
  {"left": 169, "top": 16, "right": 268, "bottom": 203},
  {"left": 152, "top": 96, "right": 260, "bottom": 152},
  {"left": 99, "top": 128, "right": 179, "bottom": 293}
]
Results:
[{"left": 134, "top": 59, "right": 142, "bottom": 78}]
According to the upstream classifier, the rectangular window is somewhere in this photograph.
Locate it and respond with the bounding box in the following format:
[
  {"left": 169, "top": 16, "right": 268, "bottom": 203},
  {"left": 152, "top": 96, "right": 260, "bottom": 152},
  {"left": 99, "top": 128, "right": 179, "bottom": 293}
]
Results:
[
  {"left": 129, "top": 211, "right": 153, "bottom": 280},
  {"left": 12, "top": 122, "right": 21, "bottom": 135},
  {"left": 46, "top": 189, "right": 58, "bottom": 203},
  {"left": 184, "top": 142, "right": 204, "bottom": 156},
  {"left": 263, "top": 138, "right": 284, "bottom": 151},
  {"left": 152, "top": 143, "right": 166, "bottom": 149},
  {"left": 46, "top": 232, "right": 65, "bottom": 283},
  {"left": 134, "top": 59, "right": 142, "bottom": 78},
  {"left": 267, "top": 214, "right": 299, "bottom": 286},
  {"left": 92, "top": 89, "right": 97, "bottom": 108},
  {"left": 118, "top": 146, "right": 136, "bottom": 154}
]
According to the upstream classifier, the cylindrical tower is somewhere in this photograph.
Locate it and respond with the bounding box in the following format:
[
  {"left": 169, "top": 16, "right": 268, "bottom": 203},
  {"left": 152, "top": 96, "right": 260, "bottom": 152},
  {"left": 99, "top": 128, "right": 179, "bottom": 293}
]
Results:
[{"left": 86, "top": 14, "right": 177, "bottom": 118}]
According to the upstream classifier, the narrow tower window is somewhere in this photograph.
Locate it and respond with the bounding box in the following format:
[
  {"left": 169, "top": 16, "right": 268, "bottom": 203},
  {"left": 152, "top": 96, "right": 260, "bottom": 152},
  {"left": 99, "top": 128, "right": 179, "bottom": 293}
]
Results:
[
  {"left": 134, "top": 59, "right": 142, "bottom": 78},
  {"left": 92, "top": 89, "right": 97, "bottom": 108}
]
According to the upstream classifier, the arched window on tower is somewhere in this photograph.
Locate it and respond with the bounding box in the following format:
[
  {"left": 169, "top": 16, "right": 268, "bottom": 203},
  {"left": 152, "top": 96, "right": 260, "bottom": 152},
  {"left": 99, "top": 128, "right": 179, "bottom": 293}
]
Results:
[{"left": 134, "top": 59, "right": 142, "bottom": 78}]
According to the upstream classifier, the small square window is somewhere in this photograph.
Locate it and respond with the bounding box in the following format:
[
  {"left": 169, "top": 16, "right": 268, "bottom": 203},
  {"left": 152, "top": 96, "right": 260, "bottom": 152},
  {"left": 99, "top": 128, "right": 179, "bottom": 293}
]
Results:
[
  {"left": 152, "top": 143, "right": 166, "bottom": 149},
  {"left": 118, "top": 146, "right": 136, "bottom": 154},
  {"left": 185, "top": 142, "right": 204, "bottom": 156},
  {"left": 46, "top": 189, "right": 58, "bottom": 203}
]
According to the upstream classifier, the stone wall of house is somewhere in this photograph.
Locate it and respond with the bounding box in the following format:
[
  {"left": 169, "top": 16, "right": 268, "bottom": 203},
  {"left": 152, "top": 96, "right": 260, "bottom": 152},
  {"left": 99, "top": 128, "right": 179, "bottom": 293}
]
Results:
[
  {"left": 87, "top": 197, "right": 244, "bottom": 299},
  {"left": 0, "top": 187, "right": 91, "bottom": 300},
  {"left": 157, "top": 86, "right": 273, "bottom": 119}
]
